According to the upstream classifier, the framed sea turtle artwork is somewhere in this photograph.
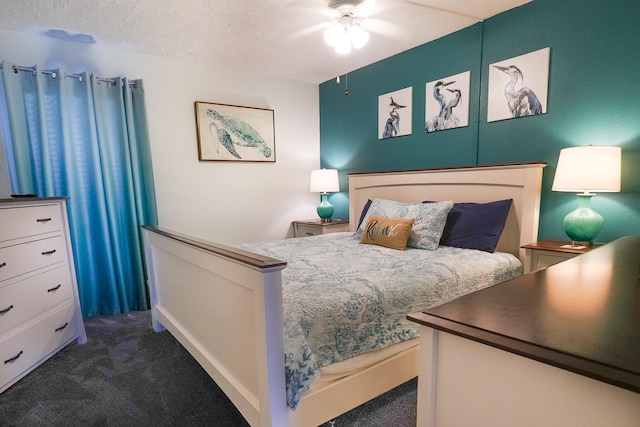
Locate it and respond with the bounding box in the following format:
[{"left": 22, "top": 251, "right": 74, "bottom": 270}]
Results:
[{"left": 195, "top": 101, "right": 276, "bottom": 162}]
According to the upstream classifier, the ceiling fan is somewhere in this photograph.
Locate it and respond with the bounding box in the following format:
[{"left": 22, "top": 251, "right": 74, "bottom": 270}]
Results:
[
  {"left": 284, "top": 0, "right": 488, "bottom": 92},
  {"left": 323, "top": 0, "right": 370, "bottom": 54},
  {"left": 287, "top": 0, "right": 484, "bottom": 51}
]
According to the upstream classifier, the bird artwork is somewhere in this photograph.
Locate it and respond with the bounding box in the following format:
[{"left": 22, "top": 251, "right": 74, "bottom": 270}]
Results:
[
  {"left": 425, "top": 81, "right": 462, "bottom": 132},
  {"left": 206, "top": 109, "right": 272, "bottom": 160},
  {"left": 492, "top": 64, "right": 542, "bottom": 118},
  {"left": 382, "top": 97, "right": 406, "bottom": 139},
  {"left": 424, "top": 71, "right": 470, "bottom": 133}
]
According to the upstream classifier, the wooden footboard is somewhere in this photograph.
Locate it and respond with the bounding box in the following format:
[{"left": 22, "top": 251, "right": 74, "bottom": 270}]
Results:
[{"left": 142, "top": 226, "right": 288, "bottom": 426}]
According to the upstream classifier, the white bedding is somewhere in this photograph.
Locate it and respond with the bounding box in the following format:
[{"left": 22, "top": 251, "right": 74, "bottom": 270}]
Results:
[{"left": 236, "top": 232, "right": 523, "bottom": 409}]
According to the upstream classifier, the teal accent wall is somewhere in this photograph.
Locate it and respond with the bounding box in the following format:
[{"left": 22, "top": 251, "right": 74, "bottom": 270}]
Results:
[{"left": 319, "top": 0, "right": 640, "bottom": 242}]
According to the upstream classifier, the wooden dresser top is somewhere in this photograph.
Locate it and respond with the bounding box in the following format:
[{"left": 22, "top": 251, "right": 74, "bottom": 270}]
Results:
[{"left": 408, "top": 236, "right": 640, "bottom": 394}]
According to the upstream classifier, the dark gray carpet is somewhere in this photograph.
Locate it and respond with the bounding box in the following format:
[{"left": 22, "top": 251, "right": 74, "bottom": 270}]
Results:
[{"left": 0, "top": 310, "right": 416, "bottom": 426}]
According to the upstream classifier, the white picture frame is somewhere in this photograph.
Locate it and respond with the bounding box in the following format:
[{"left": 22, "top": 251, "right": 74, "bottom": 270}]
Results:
[
  {"left": 378, "top": 87, "right": 413, "bottom": 139},
  {"left": 487, "top": 47, "right": 550, "bottom": 123},
  {"left": 425, "top": 70, "right": 471, "bottom": 133}
]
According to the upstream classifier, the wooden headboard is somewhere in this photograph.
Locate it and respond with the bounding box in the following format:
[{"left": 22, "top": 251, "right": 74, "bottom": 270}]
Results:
[{"left": 348, "top": 163, "right": 546, "bottom": 262}]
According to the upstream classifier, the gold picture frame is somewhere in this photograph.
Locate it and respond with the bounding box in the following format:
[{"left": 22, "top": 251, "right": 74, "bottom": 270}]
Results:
[{"left": 195, "top": 101, "right": 276, "bottom": 162}]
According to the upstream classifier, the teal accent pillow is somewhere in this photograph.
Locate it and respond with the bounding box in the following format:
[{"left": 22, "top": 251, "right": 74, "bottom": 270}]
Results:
[
  {"left": 355, "top": 198, "right": 453, "bottom": 250},
  {"left": 425, "top": 199, "right": 513, "bottom": 253}
]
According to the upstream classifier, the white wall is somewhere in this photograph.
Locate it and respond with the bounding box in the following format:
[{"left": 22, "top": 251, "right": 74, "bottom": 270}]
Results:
[{"left": 0, "top": 28, "right": 321, "bottom": 244}]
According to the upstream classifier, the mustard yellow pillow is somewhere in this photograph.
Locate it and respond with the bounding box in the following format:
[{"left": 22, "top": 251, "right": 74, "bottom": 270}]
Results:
[{"left": 360, "top": 215, "right": 414, "bottom": 250}]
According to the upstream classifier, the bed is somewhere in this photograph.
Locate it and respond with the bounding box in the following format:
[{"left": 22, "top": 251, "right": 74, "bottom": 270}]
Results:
[{"left": 141, "top": 162, "right": 545, "bottom": 427}]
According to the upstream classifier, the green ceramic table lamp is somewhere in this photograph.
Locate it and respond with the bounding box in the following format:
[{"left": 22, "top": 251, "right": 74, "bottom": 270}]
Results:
[
  {"left": 309, "top": 168, "right": 340, "bottom": 222},
  {"left": 552, "top": 145, "right": 621, "bottom": 245}
]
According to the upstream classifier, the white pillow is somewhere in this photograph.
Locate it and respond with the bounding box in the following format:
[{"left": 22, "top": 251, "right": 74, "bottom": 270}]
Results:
[{"left": 355, "top": 198, "right": 453, "bottom": 250}]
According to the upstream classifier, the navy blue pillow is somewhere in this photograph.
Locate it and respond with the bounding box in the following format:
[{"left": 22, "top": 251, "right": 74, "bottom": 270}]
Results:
[
  {"left": 356, "top": 199, "right": 373, "bottom": 231},
  {"left": 425, "top": 199, "right": 513, "bottom": 253}
]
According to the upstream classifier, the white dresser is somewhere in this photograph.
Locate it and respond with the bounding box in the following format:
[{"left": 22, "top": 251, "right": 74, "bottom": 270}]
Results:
[{"left": 0, "top": 197, "right": 86, "bottom": 393}]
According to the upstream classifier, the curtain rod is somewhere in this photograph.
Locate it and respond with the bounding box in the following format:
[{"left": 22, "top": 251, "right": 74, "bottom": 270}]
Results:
[{"left": 0, "top": 63, "right": 138, "bottom": 88}]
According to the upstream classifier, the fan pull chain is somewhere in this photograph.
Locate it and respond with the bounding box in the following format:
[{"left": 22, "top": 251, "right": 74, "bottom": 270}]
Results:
[
  {"left": 344, "top": 54, "right": 349, "bottom": 95},
  {"left": 345, "top": 72, "right": 349, "bottom": 95},
  {"left": 334, "top": 54, "right": 349, "bottom": 95}
]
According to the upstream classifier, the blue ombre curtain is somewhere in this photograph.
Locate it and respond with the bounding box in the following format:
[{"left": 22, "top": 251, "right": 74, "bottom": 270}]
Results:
[{"left": 0, "top": 61, "right": 158, "bottom": 317}]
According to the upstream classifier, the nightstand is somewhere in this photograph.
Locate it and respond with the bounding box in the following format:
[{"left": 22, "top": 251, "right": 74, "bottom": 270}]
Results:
[
  {"left": 292, "top": 219, "right": 350, "bottom": 238},
  {"left": 521, "top": 239, "right": 605, "bottom": 273}
]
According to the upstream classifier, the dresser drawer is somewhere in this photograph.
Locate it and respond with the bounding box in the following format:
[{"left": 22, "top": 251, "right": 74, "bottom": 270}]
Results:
[
  {"left": 0, "top": 236, "right": 68, "bottom": 282},
  {"left": 0, "top": 204, "right": 63, "bottom": 243},
  {"left": 0, "top": 265, "right": 73, "bottom": 335},
  {"left": 0, "top": 302, "right": 77, "bottom": 390}
]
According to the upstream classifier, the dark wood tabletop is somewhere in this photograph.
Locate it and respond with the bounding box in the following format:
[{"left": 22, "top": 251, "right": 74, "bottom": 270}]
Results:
[
  {"left": 408, "top": 236, "right": 640, "bottom": 394},
  {"left": 521, "top": 238, "right": 605, "bottom": 254}
]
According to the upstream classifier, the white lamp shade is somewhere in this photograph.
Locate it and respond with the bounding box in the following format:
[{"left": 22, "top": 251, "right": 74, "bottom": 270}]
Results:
[
  {"left": 348, "top": 24, "right": 369, "bottom": 49},
  {"left": 323, "top": 24, "right": 344, "bottom": 47},
  {"left": 335, "top": 34, "right": 352, "bottom": 54},
  {"left": 552, "top": 146, "right": 621, "bottom": 193},
  {"left": 310, "top": 169, "right": 340, "bottom": 193},
  {"left": 323, "top": 15, "right": 369, "bottom": 54}
]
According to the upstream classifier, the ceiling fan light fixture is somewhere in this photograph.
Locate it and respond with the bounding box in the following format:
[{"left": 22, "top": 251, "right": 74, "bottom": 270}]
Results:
[
  {"left": 348, "top": 24, "right": 369, "bottom": 49},
  {"left": 335, "top": 33, "right": 352, "bottom": 54},
  {"left": 323, "top": 10, "right": 369, "bottom": 54},
  {"left": 323, "top": 23, "right": 345, "bottom": 47}
]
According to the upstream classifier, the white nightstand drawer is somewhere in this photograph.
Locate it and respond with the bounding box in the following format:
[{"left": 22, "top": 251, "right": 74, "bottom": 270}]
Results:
[
  {"left": 0, "top": 265, "right": 73, "bottom": 335},
  {"left": 534, "top": 252, "right": 572, "bottom": 270},
  {"left": 292, "top": 220, "right": 350, "bottom": 237},
  {"left": 296, "top": 224, "right": 323, "bottom": 237},
  {"left": 0, "top": 204, "right": 62, "bottom": 243},
  {"left": 0, "top": 302, "right": 77, "bottom": 390},
  {"left": 0, "top": 236, "right": 68, "bottom": 282}
]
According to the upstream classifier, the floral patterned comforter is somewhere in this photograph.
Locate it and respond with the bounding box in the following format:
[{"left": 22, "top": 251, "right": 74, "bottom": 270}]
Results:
[{"left": 235, "top": 232, "right": 522, "bottom": 409}]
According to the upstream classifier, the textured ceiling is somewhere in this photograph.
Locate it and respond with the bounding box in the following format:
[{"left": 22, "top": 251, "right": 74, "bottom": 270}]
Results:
[{"left": 0, "top": 0, "right": 532, "bottom": 84}]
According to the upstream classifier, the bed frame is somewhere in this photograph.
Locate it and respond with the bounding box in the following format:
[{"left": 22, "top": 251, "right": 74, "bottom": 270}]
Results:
[{"left": 141, "top": 162, "right": 545, "bottom": 427}]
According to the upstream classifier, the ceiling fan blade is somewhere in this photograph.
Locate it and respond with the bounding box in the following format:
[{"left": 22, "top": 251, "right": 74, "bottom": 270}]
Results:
[
  {"left": 285, "top": 0, "right": 334, "bottom": 18},
  {"left": 289, "top": 21, "right": 332, "bottom": 39},
  {"left": 361, "top": 18, "right": 405, "bottom": 38},
  {"left": 404, "top": 0, "right": 484, "bottom": 21}
]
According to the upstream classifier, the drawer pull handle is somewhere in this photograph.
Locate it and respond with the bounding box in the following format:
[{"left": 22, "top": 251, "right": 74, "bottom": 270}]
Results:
[
  {"left": 47, "top": 284, "right": 62, "bottom": 292},
  {"left": 0, "top": 262, "right": 5, "bottom": 268},
  {"left": 0, "top": 305, "right": 14, "bottom": 315},
  {"left": 55, "top": 322, "right": 68, "bottom": 332},
  {"left": 41, "top": 249, "right": 57, "bottom": 256},
  {"left": 36, "top": 217, "right": 52, "bottom": 223},
  {"left": 4, "top": 351, "right": 23, "bottom": 364}
]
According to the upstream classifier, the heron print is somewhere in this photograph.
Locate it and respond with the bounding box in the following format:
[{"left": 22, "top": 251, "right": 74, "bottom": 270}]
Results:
[
  {"left": 425, "top": 71, "right": 470, "bottom": 133},
  {"left": 195, "top": 102, "right": 275, "bottom": 162},
  {"left": 378, "top": 87, "right": 413, "bottom": 139},
  {"left": 488, "top": 48, "right": 550, "bottom": 123},
  {"left": 382, "top": 96, "right": 406, "bottom": 138}
]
